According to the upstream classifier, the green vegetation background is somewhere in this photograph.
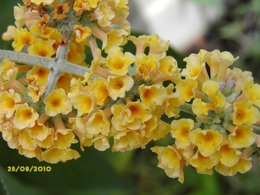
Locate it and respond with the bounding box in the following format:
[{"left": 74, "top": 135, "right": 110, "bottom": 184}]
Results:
[{"left": 0, "top": 0, "right": 260, "bottom": 195}]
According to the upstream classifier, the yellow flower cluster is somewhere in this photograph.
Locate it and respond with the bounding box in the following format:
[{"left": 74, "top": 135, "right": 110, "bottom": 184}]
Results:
[
  {"left": 0, "top": 0, "right": 260, "bottom": 182},
  {"left": 152, "top": 50, "right": 260, "bottom": 182}
]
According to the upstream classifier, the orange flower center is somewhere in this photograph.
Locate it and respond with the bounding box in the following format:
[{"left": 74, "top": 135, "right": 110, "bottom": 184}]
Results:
[
  {"left": 3, "top": 98, "right": 15, "bottom": 108},
  {"left": 23, "top": 110, "right": 33, "bottom": 119},
  {"left": 51, "top": 98, "right": 61, "bottom": 107},
  {"left": 129, "top": 105, "right": 139, "bottom": 115},
  {"left": 144, "top": 89, "right": 153, "bottom": 99},
  {"left": 236, "top": 109, "right": 245, "bottom": 120}
]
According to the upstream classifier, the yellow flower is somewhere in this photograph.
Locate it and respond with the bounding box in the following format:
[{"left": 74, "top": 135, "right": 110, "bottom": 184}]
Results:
[
  {"left": 93, "top": 135, "right": 110, "bottom": 151},
  {"left": 111, "top": 101, "right": 152, "bottom": 131},
  {"left": 112, "top": 130, "right": 142, "bottom": 152},
  {"left": 0, "top": 59, "right": 18, "bottom": 81},
  {"left": 210, "top": 91, "right": 225, "bottom": 108},
  {"left": 165, "top": 95, "right": 184, "bottom": 118},
  {"left": 73, "top": 25, "right": 91, "bottom": 43},
  {"left": 27, "top": 66, "right": 49, "bottom": 85},
  {"left": 87, "top": 77, "right": 109, "bottom": 105},
  {"left": 30, "top": 23, "right": 58, "bottom": 40},
  {"left": 202, "top": 80, "right": 219, "bottom": 97},
  {"left": 190, "top": 129, "right": 223, "bottom": 157},
  {"left": 2, "top": 25, "right": 16, "bottom": 41},
  {"left": 55, "top": 73, "right": 74, "bottom": 93},
  {"left": 108, "top": 75, "right": 134, "bottom": 100},
  {"left": 95, "top": 2, "right": 115, "bottom": 27},
  {"left": 139, "top": 84, "right": 167, "bottom": 110},
  {"left": 13, "top": 103, "right": 39, "bottom": 130},
  {"left": 31, "top": 0, "right": 54, "bottom": 5},
  {"left": 176, "top": 79, "right": 198, "bottom": 102},
  {"left": 28, "top": 122, "right": 51, "bottom": 142},
  {"left": 233, "top": 100, "right": 259, "bottom": 125},
  {"left": 0, "top": 90, "right": 21, "bottom": 118},
  {"left": 104, "top": 29, "right": 127, "bottom": 53},
  {"left": 12, "top": 28, "right": 35, "bottom": 51},
  {"left": 190, "top": 151, "right": 218, "bottom": 175},
  {"left": 205, "top": 50, "right": 237, "bottom": 80},
  {"left": 217, "top": 143, "right": 240, "bottom": 167},
  {"left": 67, "top": 40, "right": 86, "bottom": 63},
  {"left": 89, "top": 0, "right": 100, "bottom": 8},
  {"left": 182, "top": 53, "right": 204, "bottom": 79},
  {"left": 215, "top": 157, "right": 252, "bottom": 176},
  {"left": 54, "top": 129, "right": 78, "bottom": 150},
  {"left": 42, "top": 148, "right": 80, "bottom": 164},
  {"left": 159, "top": 56, "right": 178, "bottom": 76},
  {"left": 73, "top": 0, "right": 92, "bottom": 12},
  {"left": 28, "top": 39, "right": 55, "bottom": 57},
  {"left": 171, "top": 119, "right": 194, "bottom": 148},
  {"left": 228, "top": 126, "right": 255, "bottom": 148},
  {"left": 192, "top": 98, "right": 209, "bottom": 115},
  {"left": 17, "top": 130, "right": 37, "bottom": 150},
  {"left": 70, "top": 93, "right": 94, "bottom": 116},
  {"left": 107, "top": 47, "right": 134, "bottom": 76},
  {"left": 122, "top": 101, "right": 151, "bottom": 123},
  {"left": 151, "top": 146, "right": 184, "bottom": 183},
  {"left": 136, "top": 54, "right": 158, "bottom": 79},
  {"left": 53, "top": 1, "right": 70, "bottom": 20},
  {"left": 86, "top": 110, "right": 110, "bottom": 137},
  {"left": 246, "top": 84, "right": 260, "bottom": 106},
  {"left": 44, "top": 89, "right": 72, "bottom": 116}
]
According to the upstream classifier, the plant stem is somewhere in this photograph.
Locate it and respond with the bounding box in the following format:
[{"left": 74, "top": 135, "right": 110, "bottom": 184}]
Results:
[{"left": 0, "top": 49, "right": 90, "bottom": 77}]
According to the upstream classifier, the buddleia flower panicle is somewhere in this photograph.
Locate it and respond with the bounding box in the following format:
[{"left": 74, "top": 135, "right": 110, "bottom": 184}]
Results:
[{"left": 0, "top": 0, "right": 260, "bottom": 182}]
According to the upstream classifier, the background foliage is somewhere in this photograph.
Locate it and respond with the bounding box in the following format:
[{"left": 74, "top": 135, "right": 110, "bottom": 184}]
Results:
[{"left": 0, "top": 0, "right": 260, "bottom": 194}]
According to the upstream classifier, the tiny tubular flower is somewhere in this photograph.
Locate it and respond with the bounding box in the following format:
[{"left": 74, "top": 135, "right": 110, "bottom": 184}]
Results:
[
  {"left": 202, "top": 80, "right": 219, "bottom": 97},
  {"left": 2, "top": 25, "right": 16, "bottom": 41},
  {"left": 53, "top": 1, "right": 70, "bottom": 20},
  {"left": 139, "top": 84, "right": 167, "bottom": 110},
  {"left": 112, "top": 130, "right": 142, "bottom": 152},
  {"left": 31, "top": 0, "right": 54, "bottom": 5},
  {"left": 0, "top": 59, "right": 18, "bottom": 81},
  {"left": 95, "top": 2, "right": 115, "bottom": 27},
  {"left": 192, "top": 98, "right": 209, "bottom": 116},
  {"left": 87, "top": 77, "right": 109, "bottom": 105},
  {"left": 54, "top": 129, "right": 78, "bottom": 150},
  {"left": 106, "top": 47, "right": 134, "bottom": 76},
  {"left": 217, "top": 143, "right": 241, "bottom": 167},
  {"left": 159, "top": 56, "right": 178, "bottom": 76},
  {"left": 190, "top": 129, "right": 223, "bottom": 157},
  {"left": 108, "top": 75, "right": 134, "bottom": 100},
  {"left": 73, "top": 25, "right": 92, "bottom": 43},
  {"left": 12, "top": 28, "right": 35, "bottom": 52},
  {"left": 70, "top": 93, "right": 94, "bottom": 116},
  {"left": 44, "top": 89, "right": 72, "bottom": 117},
  {"left": 136, "top": 53, "right": 158, "bottom": 79},
  {"left": 182, "top": 53, "right": 204, "bottom": 79},
  {"left": 86, "top": 110, "right": 110, "bottom": 137},
  {"left": 27, "top": 66, "right": 49, "bottom": 85},
  {"left": 93, "top": 135, "right": 110, "bottom": 151},
  {"left": 215, "top": 157, "right": 252, "bottom": 176},
  {"left": 175, "top": 79, "right": 198, "bottom": 102},
  {"left": 151, "top": 146, "right": 184, "bottom": 183},
  {"left": 28, "top": 39, "right": 55, "bottom": 57},
  {"left": 233, "top": 100, "right": 260, "bottom": 125},
  {"left": 228, "top": 126, "right": 255, "bottom": 149},
  {"left": 190, "top": 151, "right": 218, "bottom": 175},
  {"left": 171, "top": 119, "right": 194, "bottom": 148},
  {"left": 42, "top": 148, "right": 80, "bottom": 164},
  {"left": 0, "top": 90, "right": 21, "bottom": 118},
  {"left": 13, "top": 103, "right": 39, "bottom": 130}
]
